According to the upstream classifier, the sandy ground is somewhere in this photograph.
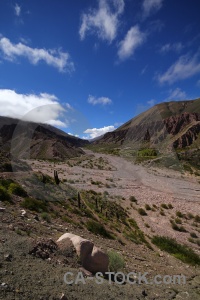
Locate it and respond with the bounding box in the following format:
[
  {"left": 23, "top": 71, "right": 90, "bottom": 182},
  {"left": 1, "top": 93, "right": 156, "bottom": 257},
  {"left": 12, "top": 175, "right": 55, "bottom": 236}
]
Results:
[{"left": 29, "top": 149, "right": 200, "bottom": 252}]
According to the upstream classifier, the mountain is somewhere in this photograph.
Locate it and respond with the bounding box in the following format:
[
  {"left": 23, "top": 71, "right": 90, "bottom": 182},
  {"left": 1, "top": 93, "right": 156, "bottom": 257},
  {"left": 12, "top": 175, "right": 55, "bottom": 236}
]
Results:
[
  {"left": 93, "top": 98, "right": 200, "bottom": 151},
  {"left": 0, "top": 116, "right": 89, "bottom": 161}
]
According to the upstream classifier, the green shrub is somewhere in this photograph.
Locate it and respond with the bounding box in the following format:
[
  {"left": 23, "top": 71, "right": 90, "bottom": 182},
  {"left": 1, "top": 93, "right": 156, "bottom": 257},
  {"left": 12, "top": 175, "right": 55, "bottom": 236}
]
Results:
[
  {"left": 171, "top": 220, "right": 186, "bottom": 232},
  {"left": 0, "top": 186, "right": 11, "bottom": 202},
  {"left": 187, "top": 213, "right": 194, "bottom": 219},
  {"left": 190, "top": 232, "right": 198, "bottom": 239},
  {"left": 137, "top": 148, "right": 157, "bottom": 157},
  {"left": 160, "top": 210, "right": 165, "bottom": 216},
  {"left": 152, "top": 235, "right": 200, "bottom": 265},
  {"left": 41, "top": 212, "right": 51, "bottom": 223},
  {"left": 176, "top": 211, "right": 184, "bottom": 218},
  {"left": 21, "top": 197, "right": 48, "bottom": 212},
  {"left": 138, "top": 208, "right": 147, "bottom": 216},
  {"left": 0, "top": 178, "right": 13, "bottom": 187},
  {"left": 86, "top": 220, "right": 113, "bottom": 239},
  {"left": 194, "top": 215, "right": 200, "bottom": 223},
  {"left": 175, "top": 218, "right": 182, "bottom": 224},
  {"left": 129, "top": 196, "right": 137, "bottom": 204},
  {"left": 161, "top": 203, "right": 168, "bottom": 209},
  {"left": 108, "top": 250, "right": 125, "bottom": 272},
  {"left": 8, "top": 183, "right": 27, "bottom": 197},
  {"left": 145, "top": 204, "right": 151, "bottom": 210},
  {"left": 128, "top": 218, "right": 139, "bottom": 229},
  {"left": 168, "top": 204, "right": 173, "bottom": 209}
]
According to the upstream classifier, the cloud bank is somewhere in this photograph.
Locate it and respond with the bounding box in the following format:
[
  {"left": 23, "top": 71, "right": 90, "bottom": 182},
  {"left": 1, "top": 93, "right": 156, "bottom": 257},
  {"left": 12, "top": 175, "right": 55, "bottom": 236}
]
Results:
[
  {"left": 84, "top": 125, "right": 116, "bottom": 139},
  {"left": 88, "top": 95, "right": 112, "bottom": 105},
  {"left": 79, "top": 0, "right": 124, "bottom": 43},
  {"left": 157, "top": 51, "right": 200, "bottom": 84},
  {"left": 118, "top": 25, "right": 146, "bottom": 60},
  {"left": 0, "top": 89, "right": 66, "bottom": 126},
  {"left": 0, "top": 36, "right": 74, "bottom": 72}
]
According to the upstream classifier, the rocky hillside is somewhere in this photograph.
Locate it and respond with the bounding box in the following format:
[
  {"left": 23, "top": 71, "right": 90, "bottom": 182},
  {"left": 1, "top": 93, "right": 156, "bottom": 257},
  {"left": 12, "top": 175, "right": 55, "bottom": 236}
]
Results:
[
  {"left": 0, "top": 116, "right": 89, "bottom": 161},
  {"left": 93, "top": 98, "right": 200, "bottom": 150}
]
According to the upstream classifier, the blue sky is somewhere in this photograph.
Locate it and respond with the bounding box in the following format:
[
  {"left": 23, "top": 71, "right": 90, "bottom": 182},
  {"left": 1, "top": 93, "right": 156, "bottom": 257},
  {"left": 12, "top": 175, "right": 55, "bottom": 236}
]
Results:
[{"left": 0, "top": 0, "right": 200, "bottom": 139}]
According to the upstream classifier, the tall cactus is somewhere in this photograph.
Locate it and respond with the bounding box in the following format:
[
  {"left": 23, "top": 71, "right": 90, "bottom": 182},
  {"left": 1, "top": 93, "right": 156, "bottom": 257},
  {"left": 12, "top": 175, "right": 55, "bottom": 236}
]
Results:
[
  {"left": 78, "top": 192, "right": 81, "bottom": 209},
  {"left": 54, "top": 170, "right": 60, "bottom": 185},
  {"left": 95, "top": 198, "right": 98, "bottom": 210}
]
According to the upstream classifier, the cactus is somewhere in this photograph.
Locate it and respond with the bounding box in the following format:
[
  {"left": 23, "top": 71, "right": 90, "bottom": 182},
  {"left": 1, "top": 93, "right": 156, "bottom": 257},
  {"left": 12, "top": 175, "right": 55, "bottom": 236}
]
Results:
[
  {"left": 54, "top": 170, "right": 60, "bottom": 185},
  {"left": 41, "top": 174, "right": 47, "bottom": 184},
  {"left": 95, "top": 198, "right": 98, "bottom": 210},
  {"left": 116, "top": 212, "right": 119, "bottom": 220},
  {"left": 78, "top": 192, "right": 81, "bottom": 209}
]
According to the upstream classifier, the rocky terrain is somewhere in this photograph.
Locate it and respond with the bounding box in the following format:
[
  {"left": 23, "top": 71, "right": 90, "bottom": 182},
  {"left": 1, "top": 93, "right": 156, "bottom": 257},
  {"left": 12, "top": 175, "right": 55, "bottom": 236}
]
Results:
[
  {"left": 0, "top": 149, "right": 200, "bottom": 300},
  {"left": 0, "top": 116, "right": 89, "bottom": 161},
  {"left": 0, "top": 99, "right": 200, "bottom": 299},
  {"left": 93, "top": 98, "right": 200, "bottom": 150}
]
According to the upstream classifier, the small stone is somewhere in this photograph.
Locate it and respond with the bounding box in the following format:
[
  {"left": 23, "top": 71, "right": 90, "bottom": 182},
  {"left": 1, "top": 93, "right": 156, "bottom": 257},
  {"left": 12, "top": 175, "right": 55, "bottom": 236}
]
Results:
[
  {"left": 142, "top": 290, "right": 147, "bottom": 297},
  {"left": 4, "top": 254, "right": 12, "bottom": 261},
  {"left": 60, "top": 293, "right": 68, "bottom": 300},
  {"left": 0, "top": 207, "right": 5, "bottom": 212}
]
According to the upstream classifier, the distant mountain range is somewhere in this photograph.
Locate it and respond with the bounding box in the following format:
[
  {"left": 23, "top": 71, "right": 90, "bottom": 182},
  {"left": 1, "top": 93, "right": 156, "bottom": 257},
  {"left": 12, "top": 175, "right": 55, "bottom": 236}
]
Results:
[
  {"left": 0, "top": 116, "right": 89, "bottom": 161},
  {"left": 93, "top": 98, "right": 200, "bottom": 151}
]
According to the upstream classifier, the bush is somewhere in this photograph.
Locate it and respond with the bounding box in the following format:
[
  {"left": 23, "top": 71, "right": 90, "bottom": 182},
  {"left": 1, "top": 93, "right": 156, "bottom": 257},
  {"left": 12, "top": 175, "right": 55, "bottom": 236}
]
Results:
[
  {"left": 108, "top": 250, "right": 125, "bottom": 272},
  {"left": 187, "top": 213, "right": 194, "bottom": 219},
  {"left": 168, "top": 204, "right": 173, "bottom": 209},
  {"left": 175, "top": 218, "right": 182, "bottom": 224},
  {"left": 152, "top": 235, "right": 200, "bottom": 265},
  {"left": 194, "top": 215, "right": 200, "bottom": 223},
  {"left": 0, "top": 186, "right": 11, "bottom": 202},
  {"left": 86, "top": 220, "right": 113, "bottom": 239},
  {"left": 21, "top": 197, "right": 48, "bottom": 212},
  {"left": 171, "top": 220, "right": 186, "bottom": 232},
  {"left": 128, "top": 218, "right": 139, "bottom": 229},
  {"left": 145, "top": 204, "right": 151, "bottom": 210},
  {"left": 8, "top": 183, "right": 27, "bottom": 197},
  {"left": 129, "top": 196, "right": 137, "bottom": 204},
  {"left": 176, "top": 211, "right": 184, "bottom": 218},
  {"left": 137, "top": 148, "right": 157, "bottom": 157},
  {"left": 138, "top": 208, "right": 147, "bottom": 216},
  {"left": 161, "top": 203, "right": 168, "bottom": 209},
  {"left": 41, "top": 212, "right": 51, "bottom": 223},
  {"left": 0, "top": 178, "right": 14, "bottom": 188},
  {"left": 190, "top": 232, "right": 198, "bottom": 239}
]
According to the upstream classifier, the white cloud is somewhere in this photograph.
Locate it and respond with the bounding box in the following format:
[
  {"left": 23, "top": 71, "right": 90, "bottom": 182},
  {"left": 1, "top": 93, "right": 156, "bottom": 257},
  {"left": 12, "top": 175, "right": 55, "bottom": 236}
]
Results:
[
  {"left": 79, "top": 0, "right": 124, "bottom": 43},
  {"left": 142, "top": 0, "right": 164, "bottom": 17},
  {"left": 147, "top": 99, "right": 156, "bottom": 106},
  {"left": 0, "top": 36, "right": 74, "bottom": 72},
  {"left": 160, "top": 42, "right": 183, "bottom": 54},
  {"left": 0, "top": 89, "right": 67, "bottom": 127},
  {"left": 88, "top": 95, "right": 112, "bottom": 105},
  {"left": 14, "top": 3, "right": 21, "bottom": 16},
  {"left": 167, "top": 88, "right": 186, "bottom": 100},
  {"left": 66, "top": 103, "right": 73, "bottom": 110},
  {"left": 157, "top": 52, "right": 200, "bottom": 84},
  {"left": 84, "top": 125, "right": 116, "bottom": 139},
  {"left": 118, "top": 25, "right": 146, "bottom": 60}
]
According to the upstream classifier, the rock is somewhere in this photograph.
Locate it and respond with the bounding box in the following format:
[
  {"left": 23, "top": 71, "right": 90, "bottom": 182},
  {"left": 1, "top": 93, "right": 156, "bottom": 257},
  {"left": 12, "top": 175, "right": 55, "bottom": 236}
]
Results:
[
  {"left": 21, "top": 209, "right": 26, "bottom": 217},
  {"left": 0, "top": 207, "right": 5, "bottom": 212},
  {"left": 57, "top": 233, "right": 109, "bottom": 274},
  {"left": 60, "top": 293, "right": 68, "bottom": 300},
  {"left": 83, "top": 245, "right": 109, "bottom": 274},
  {"left": 34, "top": 214, "right": 39, "bottom": 221},
  {"left": 4, "top": 254, "right": 12, "bottom": 261},
  {"left": 142, "top": 290, "right": 147, "bottom": 297},
  {"left": 29, "top": 239, "right": 58, "bottom": 259}
]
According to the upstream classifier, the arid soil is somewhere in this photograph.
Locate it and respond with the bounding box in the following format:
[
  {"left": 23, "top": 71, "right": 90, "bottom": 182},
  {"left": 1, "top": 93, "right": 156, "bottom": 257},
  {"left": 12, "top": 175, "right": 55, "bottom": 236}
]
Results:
[
  {"left": 0, "top": 150, "right": 200, "bottom": 299},
  {"left": 30, "top": 149, "right": 200, "bottom": 249}
]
